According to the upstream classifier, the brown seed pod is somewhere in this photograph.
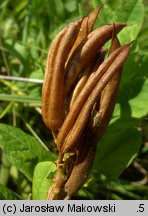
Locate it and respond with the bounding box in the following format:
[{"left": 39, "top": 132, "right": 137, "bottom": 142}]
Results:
[
  {"left": 67, "top": 4, "right": 103, "bottom": 61},
  {"left": 97, "top": 33, "right": 122, "bottom": 139},
  {"left": 56, "top": 43, "right": 130, "bottom": 151},
  {"left": 61, "top": 43, "right": 131, "bottom": 154},
  {"left": 69, "top": 50, "right": 106, "bottom": 109},
  {"left": 64, "top": 23, "right": 126, "bottom": 96},
  {"left": 42, "top": 20, "right": 82, "bottom": 134},
  {"left": 64, "top": 108, "right": 101, "bottom": 199},
  {"left": 42, "top": 5, "right": 132, "bottom": 200},
  {"left": 64, "top": 144, "right": 96, "bottom": 200},
  {"left": 42, "top": 27, "right": 67, "bottom": 129},
  {"left": 87, "top": 4, "right": 104, "bottom": 32}
]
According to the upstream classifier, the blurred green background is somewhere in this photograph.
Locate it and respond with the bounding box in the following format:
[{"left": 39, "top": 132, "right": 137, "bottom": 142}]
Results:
[{"left": 0, "top": 0, "right": 147, "bottom": 200}]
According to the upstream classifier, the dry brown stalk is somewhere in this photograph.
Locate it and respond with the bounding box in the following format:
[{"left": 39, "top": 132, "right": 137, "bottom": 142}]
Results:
[{"left": 41, "top": 5, "right": 132, "bottom": 200}]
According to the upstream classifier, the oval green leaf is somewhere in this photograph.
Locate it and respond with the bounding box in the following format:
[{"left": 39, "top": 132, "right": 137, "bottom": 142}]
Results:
[{"left": 32, "top": 161, "right": 56, "bottom": 200}]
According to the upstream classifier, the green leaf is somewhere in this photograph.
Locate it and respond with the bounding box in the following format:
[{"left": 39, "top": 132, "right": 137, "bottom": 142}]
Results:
[
  {"left": 55, "top": 0, "right": 65, "bottom": 19},
  {"left": 118, "top": 49, "right": 148, "bottom": 118},
  {"left": 107, "top": 0, "right": 121, "bottom": 10},
  {"left": 119, "top": 49, "right": 148, "bottom": 87},
  {"left": 113, "top": 0, "right": 144, "bottom": 44},
  {"left": 65, "top": 0, "right": 77, "bottom": 12},
  {"left": 110, "top": 103, "right": 121, "bottom": 124},
  {"left": 0, "top": 94, "right": 41, "bottom": 106},
  {"left": 118, "top": 51, "right": 148, "bottom": 118},
  {"left": 0, "top": 123, "right": 54, "bottom": 181},
  {"left": 119, "top": 77, "right": 145, "bottom": 103},
  {"left": 95, "top": 0, "right": 144, "bottom": 44},
  {"left": 32, "top": 161, "right": 56, "bottom": 200},
  {"left": 0, "top": 184, "right": 20, "bottom": 200},
  {"left": 28, "top": 69, "right": 43, "bottom": 97},
  {"left": 93, "top": 118, "right": 142, "bottom": 179},
  {"left": 0, "top": 17, "right": 19, "bottom": 38},
  {"left": 129, "top": 79, "right": 148, "bottom": 118},
  {"left": 3, "top": 41, "right": 31, "bottom": 72},
  {"left": 0, "top": 0, "right": 10, "bottom": 10}
]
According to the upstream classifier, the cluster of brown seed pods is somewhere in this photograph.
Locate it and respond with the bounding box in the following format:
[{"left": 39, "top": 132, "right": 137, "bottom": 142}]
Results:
[{"left": 42, "top": 5, "right": 131, "bottom": 200}]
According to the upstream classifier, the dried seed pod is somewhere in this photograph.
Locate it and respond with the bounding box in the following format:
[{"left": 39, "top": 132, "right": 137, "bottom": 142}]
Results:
[
  {"left": 61, "top": 43, "right": 131, "bottom": 154},
  {"left": 42, "top": 5, "right": 132, "bottom": 200},
  {"left": 97, "top": 33, "right": 122, "bottom": 139},
  {"left": 42, "top": 27, "right": 67, "bottom": 129},
  {"left": 64, "top": 108, "right": 101, "bottom": 199},
  {"left": 64, "top": 23, "right": 126, "bottom": 96},
  {"left": 56, "top": 43, "right": 130, "bottom": 151},
  {"left": 67, "top": 4, "right": 103, "bottom": 60},
  {"left": 42, "top": 20, "right": 82, "bottom": 133},
  {"left": 64, "top": 144, "right": 96, "bottom": 200},
  {"left": 69, "top": 51, "right": 106, "bottom": 109},
  {"left": 87, "top": 4, "right": 104, "bottom": 32}
]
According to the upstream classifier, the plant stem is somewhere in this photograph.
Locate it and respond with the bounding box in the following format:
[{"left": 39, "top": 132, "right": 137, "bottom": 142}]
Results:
[{"left": 0, "top": 153, "right": 11, "bottom": 186}]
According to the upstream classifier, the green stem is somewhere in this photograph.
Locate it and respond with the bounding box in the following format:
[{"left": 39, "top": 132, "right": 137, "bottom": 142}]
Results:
[
  {"left": 0, "top": 102, "right": 14, "bottom": 119},
  {"left": 19, "top": 114, "right": 49, "bottom": 151},
  {"left": 0, "top": 153, "right": 11, "bottom": 186},
  {"left": 109, "top": 182, "right": 141, "bottom": 199}
]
